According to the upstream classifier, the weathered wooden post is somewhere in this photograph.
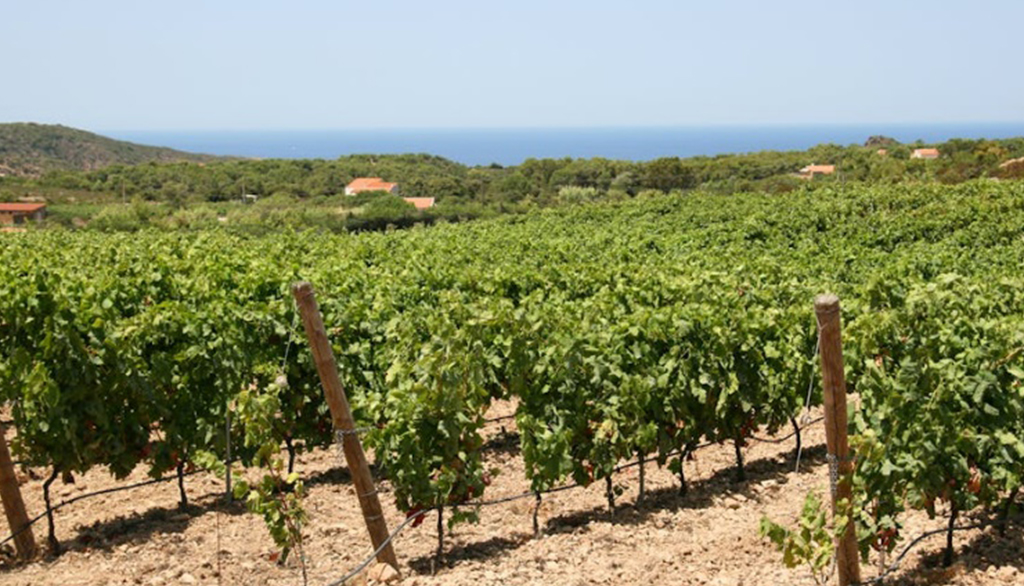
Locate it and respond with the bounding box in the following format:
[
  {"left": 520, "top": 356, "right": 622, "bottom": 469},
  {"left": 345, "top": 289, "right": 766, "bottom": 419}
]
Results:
[
  {"left": 292, "top": 282, "right": 399, "bottom": 570},
  {"left": 814, "top": 294, "right": 860, "bottom": 586},
  {"left": 0, "top": 421, "right": 37, "bottom": 560}
]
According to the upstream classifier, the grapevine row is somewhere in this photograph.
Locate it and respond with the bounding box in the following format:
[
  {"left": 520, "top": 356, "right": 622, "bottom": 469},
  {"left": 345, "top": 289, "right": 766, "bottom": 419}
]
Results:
[{"left": 1, "top": 180, "right": 1023, "bottom": 564}]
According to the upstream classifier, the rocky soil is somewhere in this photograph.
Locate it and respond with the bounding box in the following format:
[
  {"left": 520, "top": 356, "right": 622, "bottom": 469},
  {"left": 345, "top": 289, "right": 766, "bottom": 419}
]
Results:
[{"left": 1, "top": 403, "right": 1022, "bottom": 586}]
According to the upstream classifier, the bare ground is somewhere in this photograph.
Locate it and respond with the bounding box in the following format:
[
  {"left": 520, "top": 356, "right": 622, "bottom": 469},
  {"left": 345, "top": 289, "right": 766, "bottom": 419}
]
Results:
[{"left": 2, "top": 404, "right": 1023, "bottom": 586}]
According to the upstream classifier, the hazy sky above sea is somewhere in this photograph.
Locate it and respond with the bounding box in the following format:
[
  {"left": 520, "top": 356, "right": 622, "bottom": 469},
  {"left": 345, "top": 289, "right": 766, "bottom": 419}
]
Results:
[{"left": 3, "top": 0, "right": 1022, "bottom": 131}]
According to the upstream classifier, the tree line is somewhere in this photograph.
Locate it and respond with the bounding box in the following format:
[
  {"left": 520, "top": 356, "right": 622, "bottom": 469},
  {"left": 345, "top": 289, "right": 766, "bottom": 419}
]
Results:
[{"left": 2, "top": 137, "right": 1023, "bottom": 225}]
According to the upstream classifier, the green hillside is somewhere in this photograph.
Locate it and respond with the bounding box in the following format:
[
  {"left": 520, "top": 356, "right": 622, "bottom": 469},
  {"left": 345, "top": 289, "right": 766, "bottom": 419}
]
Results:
[{"left": 0, "top": 122, "right": 226, "bottom": 177}]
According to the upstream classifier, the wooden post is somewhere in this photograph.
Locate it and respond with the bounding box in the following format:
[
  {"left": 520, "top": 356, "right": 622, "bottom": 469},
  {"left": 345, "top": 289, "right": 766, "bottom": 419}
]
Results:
[
  {"left": 292, "top": 282, "right": 399, "bottom": 570},
  {"left": 0, "top": 421, "right": 37, "bottom": 560},
  {"left": 814, "top": 294, "right": 860, "bottom": 586}
]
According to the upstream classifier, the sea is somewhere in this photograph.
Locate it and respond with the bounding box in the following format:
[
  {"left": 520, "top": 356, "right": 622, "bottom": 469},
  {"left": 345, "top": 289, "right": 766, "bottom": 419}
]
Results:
[{"left": 105, "top": 123, "right": 1024, "bottom": 167}]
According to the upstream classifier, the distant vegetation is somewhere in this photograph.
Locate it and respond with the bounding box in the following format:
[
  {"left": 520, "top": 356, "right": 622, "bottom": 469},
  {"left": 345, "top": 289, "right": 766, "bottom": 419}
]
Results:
[
  {"left": 2, "top": 123, "right": 1024, "bottom": 232},
  {"left": 0, "top": 123, "right": 225, "bottom": 177}
]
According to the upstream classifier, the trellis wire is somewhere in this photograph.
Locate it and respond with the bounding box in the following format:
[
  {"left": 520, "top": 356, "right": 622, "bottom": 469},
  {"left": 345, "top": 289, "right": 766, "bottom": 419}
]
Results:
[
  {"left": 280, "top": 305, "right": 301, "bottom": 376},
  {"left": 327, "top": 437, "right": 1012, "bottom": 586},
  {"left": 484, "top": 414, "right": 515, "bottom": 424},
  {"left": 0, "top": 399, "right": 820, "bottom": 563},
  {"left": 748, "top": 416, "right": 824, "bottom": 445},
  {"left": 0, "top": 469, "right": 205, "bottom": 549},
  {"left": 1, "top": 413, "right": 825, "bottom": 586},
  {"left": 795, "top": 317, "right": 823, "bottom": 472},
  {"left": 325, "top": 508, "right": 429, "bottom": 586},
  {"left": 334, "top": 427, "right": 377, "bottom": 440},
  {"left": 327, "top": 417, "right": 824, "bottom": 585},
  {"left": 324, "top": 445, "right": 694, "bottom": 586},
  {"left": 334, "top": 413, "right": 516, "bottom": 442},
  {"left": 823, "top": 453, "right": 856, "bottom": 503},
  {"left": 0, "top": 404, "right": 822, "bottom": 581},
  {"left": 854, "top": 512, "right": 1021, "bottom": 585}
]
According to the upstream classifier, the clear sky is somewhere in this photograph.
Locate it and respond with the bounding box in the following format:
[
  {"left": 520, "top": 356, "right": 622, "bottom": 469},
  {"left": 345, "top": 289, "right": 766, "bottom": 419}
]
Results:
[{"left": 2, "top": 0, "right": 1022, "bottom": 130}]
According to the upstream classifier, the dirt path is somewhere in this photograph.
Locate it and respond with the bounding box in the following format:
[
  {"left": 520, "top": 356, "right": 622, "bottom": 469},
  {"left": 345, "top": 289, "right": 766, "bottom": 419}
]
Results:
[{"left": 1, "top": 405, "right": 1022, "bottom": 585}]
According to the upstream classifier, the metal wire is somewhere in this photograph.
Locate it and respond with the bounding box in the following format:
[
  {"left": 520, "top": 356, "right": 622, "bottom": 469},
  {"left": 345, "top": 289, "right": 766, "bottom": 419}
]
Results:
[
  {"left": 823, "top": 453, "right": 856, "bottom": 502},
  {"left": 325, "top": 508, "right": 430, "bottom": 586},
  {"left": 324, "top": 420, "right": 822, "bottom": 585},
  {"left": 0, "top": 469, "right": 206, "bottom": 548},
  {"left": 854, "top": 512, "right": 1021, "bottom": 585},
  {"left": 329, "top": 413, "right": 514, "bottom": 443},
  {"left": 334, "top": 427, "right": 377, "bottom": 440},
  {"left": 748, "top": 416, "right": 824, "bottom": 444},
  {"left": 0, "top": 411, "right": 818, "bottom": 583},
  {"left": 484, "top": 414, "right": 515, "bottom": 424},
  {"left": 796, "top": 320, "right": 823, "bottom": 471},
  {"left": 280, "top": 307, "right": 300, "bottom": 376},
  {"left": 466, "top": 439, "right": 720, "bottom": 508}
]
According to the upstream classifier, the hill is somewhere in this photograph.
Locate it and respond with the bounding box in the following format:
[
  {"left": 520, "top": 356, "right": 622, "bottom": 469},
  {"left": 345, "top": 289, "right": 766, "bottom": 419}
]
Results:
[{"left": 0, "top": 122, "right": 226, "bottom": 177}]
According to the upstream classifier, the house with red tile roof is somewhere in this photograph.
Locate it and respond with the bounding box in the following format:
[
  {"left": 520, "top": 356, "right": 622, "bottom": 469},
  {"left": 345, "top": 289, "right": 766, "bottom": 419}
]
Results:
[
  {"left": 0, "top": 202, "right": 47, "bottom": 226},
  {"left": 344, "top": 177, "right": 399, "bottom": 196},
  {"left": 911, "top": 148, "right": 940, "bottom": 160},
  {"left": 403, "top": 197, "right": 436, "bottom": 210}
]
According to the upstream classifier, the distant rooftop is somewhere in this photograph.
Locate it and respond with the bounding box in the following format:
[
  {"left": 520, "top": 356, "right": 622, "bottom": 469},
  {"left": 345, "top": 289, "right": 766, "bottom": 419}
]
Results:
[
  {"left": 0, "top": 203, "right": 47, "bottom": 212},
  {"left": 403, "top": 197, "right": 436, "bottom": 210},
  {"left": 346, "top": 177, "right": 398, "bottom": 194}
]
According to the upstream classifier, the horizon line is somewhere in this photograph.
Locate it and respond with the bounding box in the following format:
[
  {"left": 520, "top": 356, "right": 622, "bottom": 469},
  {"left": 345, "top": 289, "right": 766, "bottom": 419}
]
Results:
[{"left": 84, "top": 120, "right": 1024, "bottom": 134}]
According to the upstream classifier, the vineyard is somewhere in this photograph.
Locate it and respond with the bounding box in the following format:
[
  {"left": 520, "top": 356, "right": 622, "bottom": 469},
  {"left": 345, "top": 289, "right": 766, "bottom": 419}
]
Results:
[{"left": 2, "top": 180, "right": 1024, "bottom": 584}]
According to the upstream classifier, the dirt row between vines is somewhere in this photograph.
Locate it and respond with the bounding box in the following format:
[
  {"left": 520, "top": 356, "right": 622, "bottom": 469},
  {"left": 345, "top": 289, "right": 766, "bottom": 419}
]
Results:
[{"left": 2, "top": 402, "right": 1023, "bottom": 586}]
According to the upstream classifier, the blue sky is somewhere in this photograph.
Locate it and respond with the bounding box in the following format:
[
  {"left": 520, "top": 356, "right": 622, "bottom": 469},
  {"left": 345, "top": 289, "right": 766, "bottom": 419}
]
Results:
[{"left": 2, "top": 0, "right": 1022, "bottom": 130}]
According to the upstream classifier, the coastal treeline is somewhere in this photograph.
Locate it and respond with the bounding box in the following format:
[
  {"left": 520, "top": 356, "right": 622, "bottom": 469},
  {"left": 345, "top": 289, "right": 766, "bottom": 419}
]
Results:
[
  {"left": 2, "top": 136, "right": 1023, "bottom": 232},
  {"left": 11, "top": 137, "right": 1024, "bottom": 202}
]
